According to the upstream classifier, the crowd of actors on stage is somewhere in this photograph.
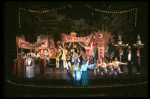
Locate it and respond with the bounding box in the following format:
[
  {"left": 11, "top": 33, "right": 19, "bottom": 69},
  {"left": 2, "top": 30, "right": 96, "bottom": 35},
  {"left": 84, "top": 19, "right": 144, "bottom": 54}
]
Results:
[{"left": 13, "top": 41, "right": 142, "bottom": 84}]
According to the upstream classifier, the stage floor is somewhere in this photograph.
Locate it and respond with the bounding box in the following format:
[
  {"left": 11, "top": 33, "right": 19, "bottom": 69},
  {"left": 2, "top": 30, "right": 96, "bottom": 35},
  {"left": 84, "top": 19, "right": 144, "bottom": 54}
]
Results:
[
  {"left": 5, "top": 61, "right": 148, "bottom": 97},
  {"left": 8, "top": 61, "right": 148, "bottom": 86}
]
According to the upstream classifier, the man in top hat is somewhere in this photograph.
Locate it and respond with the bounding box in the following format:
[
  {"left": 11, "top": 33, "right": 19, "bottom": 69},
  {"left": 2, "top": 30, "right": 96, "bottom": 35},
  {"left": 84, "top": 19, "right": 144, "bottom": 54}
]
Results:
[{"left": 126, "top": 50, "right": 134, "bottom": 76}]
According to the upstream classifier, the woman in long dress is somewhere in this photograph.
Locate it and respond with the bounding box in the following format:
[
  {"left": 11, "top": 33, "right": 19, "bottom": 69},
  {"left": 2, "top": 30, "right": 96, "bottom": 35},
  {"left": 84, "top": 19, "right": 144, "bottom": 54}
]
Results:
[
  {"left": 39, "top": 54, "right": 46, "bottom": 78},
  {"left": 13, "top": 54, "right": 24, "bottom": 78},
  {"left": 25, "top": 54, "right": 35, "bottom": 78}
]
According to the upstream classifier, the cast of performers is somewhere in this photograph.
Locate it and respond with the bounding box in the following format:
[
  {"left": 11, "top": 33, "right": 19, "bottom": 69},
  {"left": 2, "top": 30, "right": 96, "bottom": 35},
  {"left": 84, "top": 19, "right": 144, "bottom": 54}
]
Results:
[
  {"left": 80, "top": 60, "right": 95, "bottom": 86},
  {"left": 13, "top": 54, "right": 25, "bottom": 78},
  {"left": 39, "top": 54, "right": 46, "bottom": 78},
  {"left": 25, "top": 54, "right": 35, "bottom": 78},
  {"left": 112, "top": 57, "right": 127, "bottom": 75}
]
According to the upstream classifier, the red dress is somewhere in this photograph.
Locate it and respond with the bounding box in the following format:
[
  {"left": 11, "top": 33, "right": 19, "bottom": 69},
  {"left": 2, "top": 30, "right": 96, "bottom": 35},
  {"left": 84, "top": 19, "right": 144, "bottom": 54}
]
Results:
[
  {"left": 39, "top": 59, "right": 46, "bottom": 78},
  {"left": 13, "top": 59, "right": 24, "bottom": 78},
  {"left": 17, "top": 59, "right": 22, "bottom": 78}
]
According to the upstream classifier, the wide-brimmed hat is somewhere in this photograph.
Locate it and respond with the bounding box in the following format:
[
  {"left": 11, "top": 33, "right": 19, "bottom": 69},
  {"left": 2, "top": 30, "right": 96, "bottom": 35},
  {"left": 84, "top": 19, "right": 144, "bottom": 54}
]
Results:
[{"left": 82, "top": 60, "right": 87, "bottom": 64}]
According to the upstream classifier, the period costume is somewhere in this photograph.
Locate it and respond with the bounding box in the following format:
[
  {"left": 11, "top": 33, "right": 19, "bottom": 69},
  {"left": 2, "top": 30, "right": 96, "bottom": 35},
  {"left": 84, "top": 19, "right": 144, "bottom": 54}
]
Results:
[
  {"left": 134, "top": 53, "right": 141, "bottom": 74},
  {"left": 72, "top": 61, "right": 81, "bottom": 86},
  {"left": 13, "top": 58, "right": 24, "bottom": 78},
  {"left": 66, "top": 54, "right": 71, "bottom": 73},
  {"left": 99, "top": 62, "right": 107, "bottom": 75},
  {"left": 80, "top": 60, "right": 95, "bottom": 86},
  {"left": 39, "top": 58, "right": 46, "bottom": 78},
  {"left": 112, "top": 61, "right": 126, "bottom": 75},
  {"left": 126, "top": 53, "right": 134, "bottom": 75},
  {"left": 59, "top": 46, "right": 68, "bottom": 69},
  {"left": 25, "top": 58, "right": 35, "bottom": 78},
  {"left": 107, "top": 62, "right": 113, "bottom": 75},
  {"left": 118, "top": 52, "right": 125, "bottom": 73}
]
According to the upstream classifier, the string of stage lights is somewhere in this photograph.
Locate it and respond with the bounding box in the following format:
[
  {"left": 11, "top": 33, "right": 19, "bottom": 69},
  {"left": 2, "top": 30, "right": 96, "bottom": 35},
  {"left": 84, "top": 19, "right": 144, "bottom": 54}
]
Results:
[
  {"left": 7, "top": 79, "right": 148, "bottom": 89},
  {"left": 18, "top": 4, "right": 73, "bottom": 28},
  {"left": 84, "top": 4, "right": 138, "bottom": 27},
  {"left": 18, "top": 4, "right": 138, "bottom": 28}
]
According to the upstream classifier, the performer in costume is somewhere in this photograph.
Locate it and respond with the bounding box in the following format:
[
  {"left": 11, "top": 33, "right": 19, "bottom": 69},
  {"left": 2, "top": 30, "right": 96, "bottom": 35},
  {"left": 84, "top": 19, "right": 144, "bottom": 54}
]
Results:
[
  {"left": 119, "top": 49, "right": 125, "bottom": 73},
  {"left": 79, "top": 42, "right": 95, "bottom": 65},
  {"left": 79, "top": 42, "right": 91, "bottom": 56},
  {"left": 112, "top": 57, "right": 127, "bottom": 75},
  {"left": 66, "top": 53, "right": 71, "bottom": 74},
  {"left": 80, "top": 60, "right": 95, "bottom": 86},
  {"left": 39, "top": 54, "right": 46, "bottom": 78},
  {"left": 126, "top": 50, "right": 134, "bottom": 75},
  {"left": 13, "top": 54, "right": 24, "bottom": 78},
  {"left": 72, "top": 60, "right": 81, "bottom": 86},
  {"left": 58, "top": 42, "right": 71, "bottom": 69},
  {"left": 135, "top": 50, "right": 141, "bottom": 74},
  {"left": 21, "top": 53, "right": 25, "bottom": 78},
  {"left": 56, "top": 47, "right": 60, "bottom": 68},
  {"left": 50, "top": 52, "right": 57, "bottom": 78},
  {"left": 99, "top": 58, "right": 107, "bottom": 76},
  {"left": 25, "top": 54, "right": 35, "bottom": 78},
  {"left": 107, "top": 60, "right": 114, "bottom": 75}
]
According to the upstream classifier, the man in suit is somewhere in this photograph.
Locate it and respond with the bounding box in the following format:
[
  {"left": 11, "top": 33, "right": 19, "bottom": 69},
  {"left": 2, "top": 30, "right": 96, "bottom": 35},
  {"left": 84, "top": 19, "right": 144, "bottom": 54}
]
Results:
[
  {"left": 134, "top": 50, "right": 141, "bottom": 74},
  {"left": 126, "top": 50, "right": 134, "bottom": 75},
  {"left": 119, "top": 49, "right": 125, "bottom": 73}
]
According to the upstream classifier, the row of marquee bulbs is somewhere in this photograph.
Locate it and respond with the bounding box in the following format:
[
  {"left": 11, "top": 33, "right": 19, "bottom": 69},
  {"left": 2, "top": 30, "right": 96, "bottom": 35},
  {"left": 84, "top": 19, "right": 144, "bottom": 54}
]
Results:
[
  {"left": 18, "top": 4, "right": 138, "bottom": 28},
  {"left": 84, "top": 4, "right": 138, "bottom": 27},
  {"left": 85, "top": 4, "right": 138, "bottom": 13},
  {"left": 19, "top": 4, "right": 72, "bottom": 13}
]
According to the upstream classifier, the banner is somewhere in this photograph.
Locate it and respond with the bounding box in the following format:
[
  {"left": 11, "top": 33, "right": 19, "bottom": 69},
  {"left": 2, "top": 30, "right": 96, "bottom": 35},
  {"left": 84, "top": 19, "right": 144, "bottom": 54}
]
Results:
[
  {"left": 62, "top": 33, "right": 93, "bottom": 43},
  {"left": 17, "top": 36, "right": 48, "bottom": 49}
]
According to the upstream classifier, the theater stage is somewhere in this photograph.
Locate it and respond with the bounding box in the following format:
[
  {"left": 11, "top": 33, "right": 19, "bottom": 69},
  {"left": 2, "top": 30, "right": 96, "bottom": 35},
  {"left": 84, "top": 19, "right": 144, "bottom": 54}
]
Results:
[{"left": 5, "top": 61, "right": 148, "bottom": 97}]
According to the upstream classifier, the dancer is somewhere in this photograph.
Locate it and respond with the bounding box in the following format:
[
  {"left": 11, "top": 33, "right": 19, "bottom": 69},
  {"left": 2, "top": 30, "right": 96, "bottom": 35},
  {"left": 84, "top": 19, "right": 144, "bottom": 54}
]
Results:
[
  {"left": 56, "top": 47, "right": 60, "bottom": 68},
  {"left": 80, "top": 60, "right": 96, "bottom": 86},
  {"left": 119, "top": 49, "right": 125, "bottom": 73},
  {"left": 79, "top": 42, "right": 91, "bottom": 56},
  {"left": 25, "top": 54, "right": 35, "bottom": 78},
  {"left": 72, "top": 60, "right": 81, "bottom": 86},
  {"left": 66, "top": 53, "right": 71, "bottom": 74},
  {"left": 107, "top": 60, "right": 114, "bottom": 75},
  {"left": 58, "top": 42, "right": 71, "bottom": 69},
  {"left": 112, "top": 57, "right": 127, "bottom": 75},
  {"left": 79, "top": 42, "right": 95, "bottom": 64},
  {"left": 99, "top": 58, "right": 107, "bottom": 76}
]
